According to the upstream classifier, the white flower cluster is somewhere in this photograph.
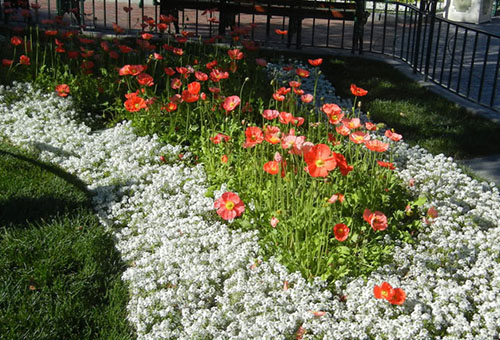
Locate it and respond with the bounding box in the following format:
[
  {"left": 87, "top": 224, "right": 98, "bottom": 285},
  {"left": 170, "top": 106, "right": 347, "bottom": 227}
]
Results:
[{"left": 1, "top": 81, "right": 499, "bottom": 339}]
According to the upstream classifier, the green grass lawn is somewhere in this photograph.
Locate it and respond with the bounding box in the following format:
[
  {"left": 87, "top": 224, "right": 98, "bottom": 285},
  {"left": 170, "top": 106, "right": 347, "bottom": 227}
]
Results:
[{"left": 0, "top": 143, "right": 134, "bottom": 340}]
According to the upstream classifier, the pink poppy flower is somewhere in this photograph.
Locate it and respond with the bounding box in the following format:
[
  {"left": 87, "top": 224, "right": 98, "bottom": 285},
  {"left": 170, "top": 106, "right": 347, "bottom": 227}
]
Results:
[
  {"left": 262, "top": 109, "right": 280, "bottom": 120},
  {"left": 363, "top": 209, "right": 388, "bottom": 231},
  {"left": 333, "top": 223, "right": 349, "bottom": 241},
  {"left": 223, "top": 95, "right": 241, "bottom": 112}
]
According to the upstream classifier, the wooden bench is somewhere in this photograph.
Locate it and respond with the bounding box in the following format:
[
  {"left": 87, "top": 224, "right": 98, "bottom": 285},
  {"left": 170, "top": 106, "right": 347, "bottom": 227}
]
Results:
[{"left": 159, "top": 0, "right": 368, "bottom": 51}]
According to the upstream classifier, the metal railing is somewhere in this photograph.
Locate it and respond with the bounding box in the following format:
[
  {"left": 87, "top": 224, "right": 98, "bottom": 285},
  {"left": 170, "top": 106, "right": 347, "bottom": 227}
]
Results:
[{"left": 1, "top": 0, "right": 499, "bottom": 111}]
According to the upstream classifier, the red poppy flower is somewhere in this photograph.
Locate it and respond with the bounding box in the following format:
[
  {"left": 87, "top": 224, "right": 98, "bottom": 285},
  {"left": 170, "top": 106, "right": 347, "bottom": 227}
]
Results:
[
  {"left": 295, "top": 68, "right": 310, "bottom": 78},
  {"left": 342, "top": 118, "right": 361, "bottom": 130},
  {"left": 162, "top": 102, "right": 177, "bottom": 112},
  {"left": 275, "top": 29, "right": 288, "bottom": 35},
  {"left": 273, "top": 93, "right": 285, "bottom": 101},
  {"left": 157, "top": 23, "right": 168, "bottom": 32},
  {"left": 164, "top": 67, "right": 175, "bottom": 76},
  {"left": 350, "top": 84, "right": 368, "bottom": 97},
  {"left": 11, "top": 36, "right": 23, "bottom": 46},
  {"left": 206, "top": 60, "right": 218, "bottom": 69},
  {"left": 389, "top": 288, "right": 406, "bottom": 305},
  {"left": 255, "top": 58, "right": 267, "bottom": 67},
  {"left": 308, "top": 58, "right": 323, "bottom": 66},
  {"left": 263, "top": 161, "right": 280, "bottom": 175},
  {"left": 173, "top": 47, "right": 183, "bottom": 56},
  {"left": 119, "top": 44, "right": 133, "bottom": 53},
  {"left": 321, "top": 103, "right": 342, "bottom": 116},
  {"left": 124, "top": 95, "right": 147, "bottom": 112},
  {"left": 195, "top": 71, "right": 208, "bottom": 81},
  {"left": 171, "top": 78, "right": 182, "bottom": 90},
  {"left": 336, "top": 124, "right": 350, "bottom": 136},
  {"left": 223, "top": 95, "right": 240, "bottom": 112},
  {"left": 377, "top": 161, "right": 395, "bottom": 170},
  {"left": 373, "top": 282, "right": 394, "bottom": 300},
  {"left": 55, "top": 84, "right": 70, "bottom": 97},
  {"left": 119, "top": 64, "right": 146, "bottom": 76},
  {"left": 333, "top": 223, "right": 349, "bottom": 241},
  {"left": 210, "top": 133, "right": 230, "bottom": 144},
  {"left": 264, "top": 125, "right": 281, "bottom": 144},
  {"left": 214, "top": 192, "right": 245, "bottom": 220},
  {"left": 363, "top": 209, "right": 388, "bottom": 231},
  {"left": 279, "top": 111, "right": 294, "bottom": 125},
  {"left": 242, "top": 126, "right": 264, "bottom": 148},
  {"left": 181, "top": 90, "right": 199, "bottom": 103},
  {"left": 221, "top": 154, "right": 228, "bottom": 164},
  {"left": 210, "top": 68, "right": 229, "bottom": 82},
  {"left": 365, "top": 122, "right": 378, "bottom": 131},
  {"left": 19, "top": 55, "right": 30, "bottom": 65},
  {"left": 293, "top": 88, "right": 304, "bottom": 96},
  {"left": 262, "top": 109, "right": 279, "bottom": 120},
  {"left": 328, "top": 193, "right": 345, "bottom": 204},
  {"left": 228, "top": 48, "right": 244, "bottom": 60},
  {"left": 187, "top": 81, "right": 201, "bottom": 95},
  {"left": 136, "top": 73, "right": 154, "bottom": 86},
  {"left": 349, "top": 131, "right": 370, "bottom": 144},
  {"left": 301, "top": 94, "right": 314, "bottom": 103},
  {"left": 365, "top": 140, "right": 389, "bottom": 152},
  {"left": 334, "top": 152, "right": 353, "bottom": 176},
  {"left": 2, "top": 59, "right": 13, "bottom": 67},
  {"left": 384, "top": 129, "right": 403, "bottom": 142},
  {"left": 304, "top": 144, "right": 337, "bottom": 178},
  {"left": 427, "top": 206, "right": 438, "bottom": 218}
]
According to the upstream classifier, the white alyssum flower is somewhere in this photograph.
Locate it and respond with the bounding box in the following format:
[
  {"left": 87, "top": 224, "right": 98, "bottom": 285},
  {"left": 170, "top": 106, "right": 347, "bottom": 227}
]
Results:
[{"left": 1, "top": 81, "right": 499, "bottom": 339}]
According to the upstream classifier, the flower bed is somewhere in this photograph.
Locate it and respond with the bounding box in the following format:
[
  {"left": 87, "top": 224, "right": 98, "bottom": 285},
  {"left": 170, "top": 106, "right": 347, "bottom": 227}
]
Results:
[{"left": 1, "top": 78, "right": 499, "bottom": 339}]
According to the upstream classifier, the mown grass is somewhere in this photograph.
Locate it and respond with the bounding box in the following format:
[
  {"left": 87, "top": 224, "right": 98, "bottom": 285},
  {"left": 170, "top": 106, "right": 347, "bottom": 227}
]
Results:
[{"left": 0, "top": 143, "right": 134, "bottom": 340}]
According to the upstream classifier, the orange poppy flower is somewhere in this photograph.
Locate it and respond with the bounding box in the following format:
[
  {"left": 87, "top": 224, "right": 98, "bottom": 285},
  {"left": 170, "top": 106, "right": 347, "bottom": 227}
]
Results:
[
  {"left": 275, "top": 29, "right": 288, "bottom": 35},
  {"left": 187, "top": 81, "right": 201, "bottom": 95},
  {"left": 2, "top": 59, "right": 13, "bottom": 67},
  {"left": 333, "top": 223, "right": 349, "bottom": 241},
  {"left": 279, "top": 111, "right": 294, "bottom": 124},
  {"left": 55, "top": 84, "right": 70, "bottom": 97},
  {"left": 334, "top": 152, "right": 353, "bottom": 176},
  {"left": 363, "top": 209, "right": 388, "bottom": 231},
  {"left": 181, "top": 89, "right": 199, "bottom": 103},
  {"left": 336, "top": 124, "right": 350, "bottom": 136},
  {"left": 263, "top": 161, "right": 280, "bottom": 175},
  {"left": 214, "top": 192, "right": 245, "bottom": 220},
  {"left": 365, "top": 140, "right": 389, "bottom": 152},
  {"left": 304, "top": 144, "right": 337, "bottom": 178},
  {"left": 308, "top": 58, "right": 323, "bottom": 66},
  {"left": 350, "top": 84, "right": 368, "bottom": 96},
  {"left": 342, "top": 117, "right": 361, "bottom": 130},
  {"left": 221, "top": 154, "right": 228, "bottom": 164},
  {"left": 365, "top": 122, "right": 378, "bottom": 131}
]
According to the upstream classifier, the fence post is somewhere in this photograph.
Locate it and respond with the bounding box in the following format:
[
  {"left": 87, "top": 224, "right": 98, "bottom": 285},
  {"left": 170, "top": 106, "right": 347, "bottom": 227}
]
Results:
[
  {"left": 424, "top": 0, "right": 437, "bottom": 79},
  {"left": 413, "top": 0, "right": 426, "bottom": 73}
]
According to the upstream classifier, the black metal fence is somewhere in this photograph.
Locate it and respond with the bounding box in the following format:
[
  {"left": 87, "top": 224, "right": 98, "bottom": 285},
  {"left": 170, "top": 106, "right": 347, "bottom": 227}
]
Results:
[{"left": 1, "top": 0, "right": 499, "bottom": 111}]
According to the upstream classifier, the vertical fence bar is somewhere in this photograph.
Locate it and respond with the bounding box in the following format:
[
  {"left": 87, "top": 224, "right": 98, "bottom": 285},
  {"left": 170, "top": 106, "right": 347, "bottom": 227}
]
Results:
[
  {"left": 401, "top": 6, "right": 407, "bottom": 59},
  {"left": 425, "top": 0, "right": 438, "bottom": 79},
  {"left": 478, "top": 35, "right": 491, "bottom": 103},
  {"left": 369, "top": 0, "right": 376, "bottom": 52},
  {"left": 413, "top": 0, "right": 425, "bottom": 73},
  {"left": 311, "top": 0, "right": 317, "bottom": 46},
  {"left": 447, "top": 25, "right": 459, "bottom": 89},
  {"left": 456, "top": 29, "right": 468, "bottom": 94},
  {"left": 489, "top": 41, "right": 500, "bottom": 107},
  {"left": 103, "top": 0, "right": 106, "bottom": 29},
  {"left": 406, "top": 9, "right": 413, "bottom": 61},
  {"left": 341, "top": 0, "right": 346, "bottom": 49},
  {"left": 115, "top": 0, "right": 117, "bottom": 27},
  {"left": 467, "top": 32, "right": 479, "bottom": 98},
  {"left": 439, "top": 22, "right": 450, "bottom": 84},
  {"left": 419, "top": 6, "right": 428, "bottom": 71},
  {"left": 92, "top": 0, "right": 96, "bottom": 29},
  {"left": 381, "top": 1, "right": 388, "bottom": 54},
  {"left": 326, "top": 17, "right": 331, "bottom": 47},
  {"left": 392, "top": 3, "right": 399, "bottom": 57}
]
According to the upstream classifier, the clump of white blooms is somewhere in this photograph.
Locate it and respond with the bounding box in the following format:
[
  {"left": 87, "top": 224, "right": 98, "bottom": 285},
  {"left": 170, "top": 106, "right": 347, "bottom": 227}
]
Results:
[{"left": 1, "top": 80, "right": 499, "bottom": 340}]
